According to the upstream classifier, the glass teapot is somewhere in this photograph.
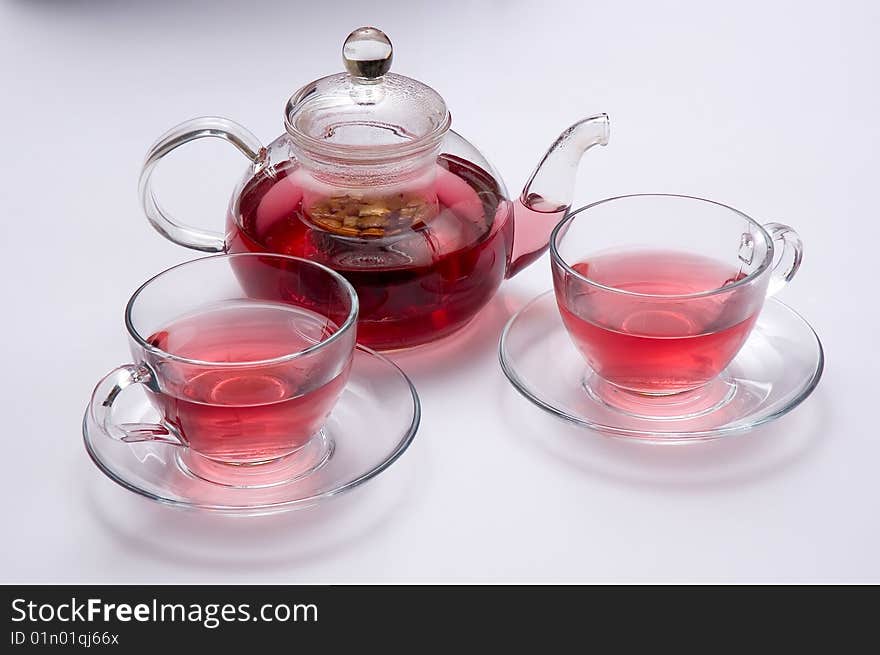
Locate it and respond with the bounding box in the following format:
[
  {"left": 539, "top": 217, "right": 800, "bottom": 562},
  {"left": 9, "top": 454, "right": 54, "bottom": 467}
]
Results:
[{"left": 139, "top": 27, "right": 609, "bottom": 350}]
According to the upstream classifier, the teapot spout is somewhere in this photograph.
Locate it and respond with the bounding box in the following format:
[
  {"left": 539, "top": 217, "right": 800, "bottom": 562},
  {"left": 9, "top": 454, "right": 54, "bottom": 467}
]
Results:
[{"left": 506, "top": 114, "right": 610, "bottom": 278}]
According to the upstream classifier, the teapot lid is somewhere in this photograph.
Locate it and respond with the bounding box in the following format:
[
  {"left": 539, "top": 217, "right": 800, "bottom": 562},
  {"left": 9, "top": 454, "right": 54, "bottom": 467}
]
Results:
[{"left": 284, "top": 27, "right": 451, "bottom": 162}]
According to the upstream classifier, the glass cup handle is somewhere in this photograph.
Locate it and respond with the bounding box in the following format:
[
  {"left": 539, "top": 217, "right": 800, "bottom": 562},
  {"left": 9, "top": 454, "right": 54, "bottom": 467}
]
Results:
[
  {"left": 138, "top": 117, "right": 267, "bottom": 253},
  {"left": 88, "top": 364, "right": 183, "bottom": 446},
  {"left": 763, "top": 222, "right": 804, "bottom": 297}
]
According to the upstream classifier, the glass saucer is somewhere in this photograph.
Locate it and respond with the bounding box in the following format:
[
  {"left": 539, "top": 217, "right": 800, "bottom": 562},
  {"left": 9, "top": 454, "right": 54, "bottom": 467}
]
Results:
[
  {"left": 83, "top": 346, "right": 420, "bottom": 515},
  {"left": 499, "top": 292, "right": 824, "bottom": 443}
]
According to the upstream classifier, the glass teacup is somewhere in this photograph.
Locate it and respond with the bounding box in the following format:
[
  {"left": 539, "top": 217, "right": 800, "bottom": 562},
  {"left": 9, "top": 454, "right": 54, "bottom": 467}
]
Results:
[
  {"left": 551, "top": 194, "right": 802, "bottom": 412},
  {"left": 88, "top": 253, "right": 358, "bottom": 486}
]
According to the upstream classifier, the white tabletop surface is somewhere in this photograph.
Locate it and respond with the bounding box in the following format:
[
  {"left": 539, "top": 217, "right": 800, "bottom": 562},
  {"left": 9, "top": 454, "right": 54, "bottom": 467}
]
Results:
[{"left": 1, "top": 0, "right": 877, "bottom": 584}]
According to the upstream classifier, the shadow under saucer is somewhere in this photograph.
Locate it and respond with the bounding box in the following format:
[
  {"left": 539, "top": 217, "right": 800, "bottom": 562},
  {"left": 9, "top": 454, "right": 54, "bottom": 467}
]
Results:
[
  {"left": 498, "top": 377, "right": 829, "bottom": 492},
  {"left": 82, "top": 439, "right": 425, "bottom": 574}
]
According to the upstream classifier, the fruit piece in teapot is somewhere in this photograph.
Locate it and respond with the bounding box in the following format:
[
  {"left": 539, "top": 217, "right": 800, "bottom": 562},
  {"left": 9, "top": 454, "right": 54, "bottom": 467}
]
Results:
[{"left": 304, "top": 191, "right": 439, "bottom": 239}]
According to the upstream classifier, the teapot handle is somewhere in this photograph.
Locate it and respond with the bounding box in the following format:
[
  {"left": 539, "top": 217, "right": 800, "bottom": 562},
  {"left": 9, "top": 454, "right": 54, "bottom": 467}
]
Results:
[{"left": 138, "top": 117, "right": 267, "bottom": 252}]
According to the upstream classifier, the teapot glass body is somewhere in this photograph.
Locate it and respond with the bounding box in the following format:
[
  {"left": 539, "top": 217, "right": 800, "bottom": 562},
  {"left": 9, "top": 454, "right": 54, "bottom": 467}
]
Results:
[
  {"left": 138, "top": 28, "right": 609, "bottom": 350},
  {"left": 225, "top": 130, "right": 514, "bottom": 350}
]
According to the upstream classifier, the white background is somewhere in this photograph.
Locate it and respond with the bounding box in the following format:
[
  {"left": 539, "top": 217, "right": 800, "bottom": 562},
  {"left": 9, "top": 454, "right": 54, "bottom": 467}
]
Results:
[{"left": 1, "top": 0, "right": 877, "bottom": 583}]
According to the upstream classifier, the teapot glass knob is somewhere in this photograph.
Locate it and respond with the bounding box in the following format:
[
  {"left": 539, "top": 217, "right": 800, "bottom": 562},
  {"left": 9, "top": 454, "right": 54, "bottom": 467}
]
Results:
[{"left": 343, "top": 27, "right": 393, "bottom": 79}]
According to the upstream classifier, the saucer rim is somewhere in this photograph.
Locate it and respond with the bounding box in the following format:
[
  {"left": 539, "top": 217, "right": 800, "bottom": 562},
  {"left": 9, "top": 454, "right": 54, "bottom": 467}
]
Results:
[
  {"left": 498, "top": 291, "right": 825, "bottom": 442},
  {"left": 83, "top": 344, "right": 420, "bottom": 514}
]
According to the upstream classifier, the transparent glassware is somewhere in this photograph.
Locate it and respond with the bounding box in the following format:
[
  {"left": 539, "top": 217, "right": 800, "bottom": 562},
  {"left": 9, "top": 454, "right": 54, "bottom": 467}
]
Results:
[
  {"left": 84, "top": 344, "right": 420, "bottom": 512},
  {"left": 138, "top": 27, "right": 610, "bottom": 350},
  {"left": 88, "top": 253, "right": 359, "bottom": 487},
  {"left": 551, "top": 194, "right": 803, "bottom": 399},
  {"left": 499, "top": 291, "right": 823, "bottom": 442},
  {"left": 494, "top": 191, "right": 817, "bottom": 442}
]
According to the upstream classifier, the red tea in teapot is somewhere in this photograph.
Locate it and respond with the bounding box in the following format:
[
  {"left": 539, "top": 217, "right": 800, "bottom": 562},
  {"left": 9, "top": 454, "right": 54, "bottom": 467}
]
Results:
[{"left": 227, "top": 156, "right": 514, "bottom": 349}]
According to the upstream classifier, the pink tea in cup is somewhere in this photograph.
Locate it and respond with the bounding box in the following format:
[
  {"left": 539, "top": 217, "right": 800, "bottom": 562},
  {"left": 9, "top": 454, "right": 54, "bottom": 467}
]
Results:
[
  {"left": 146, "top": 301, "right": 350, "bottom": 463},
  {"left": 556, "top": 249, "right": 758, "bottom": 394}
]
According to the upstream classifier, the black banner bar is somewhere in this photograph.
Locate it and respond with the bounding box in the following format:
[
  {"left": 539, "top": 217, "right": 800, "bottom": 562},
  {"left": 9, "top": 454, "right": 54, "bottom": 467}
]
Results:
[{"left": 2, "top": 585, "right": 876, "bottom": 650}]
